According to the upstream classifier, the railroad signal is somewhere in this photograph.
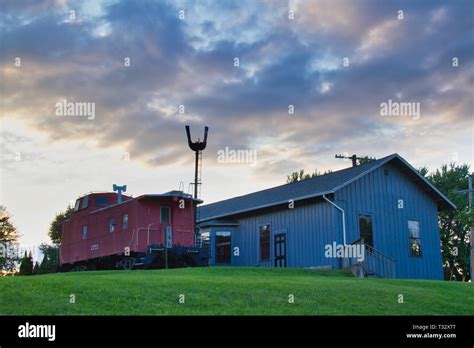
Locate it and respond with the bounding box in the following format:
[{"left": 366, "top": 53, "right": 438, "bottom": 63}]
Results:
[{"left": 185, "top": 125, "right": 209, "bottom": 200}]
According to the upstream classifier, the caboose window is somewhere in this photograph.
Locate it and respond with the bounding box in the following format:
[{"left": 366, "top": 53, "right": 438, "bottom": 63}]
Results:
[
  {"left": 408, "top": 220, "right": 421, "bottom": 256},
  {"left": 81, "top": 225, "right": 87, "bottom": 240},
  {"left": 74, "top": 199, "right": 81, "bottom": 211},
  {"left": 109, "top": 218, "right": 115, "bottom": 233},
  {"left": 81, "top": 195, "right": 89, "bottom": 209},
  {"left": 95, "top": 197, "right": 108, "bottom": 206},
  {"left": 160, "top": 206, "right": 170, "bottom": 224},
  {"left": 122, "top": 213, "right": 128, "bottom": 229}
]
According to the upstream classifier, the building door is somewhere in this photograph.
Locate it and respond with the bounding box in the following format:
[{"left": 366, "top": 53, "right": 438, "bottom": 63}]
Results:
[
  {"left": 274, "top": 233, "right": 287, "bottom": 268},
  {"left": 215, "top": 231, "right": 231, "bottom": 264}
]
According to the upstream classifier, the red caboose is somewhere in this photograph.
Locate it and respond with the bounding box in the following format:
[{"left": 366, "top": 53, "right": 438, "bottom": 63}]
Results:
[{"left": 60, "top": 190, "right": 204, "bottom": 271}]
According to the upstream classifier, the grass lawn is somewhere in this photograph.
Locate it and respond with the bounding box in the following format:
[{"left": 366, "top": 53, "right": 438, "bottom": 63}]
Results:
[{"left": 0, "top": 267, "right": 472, "bottom": 315}]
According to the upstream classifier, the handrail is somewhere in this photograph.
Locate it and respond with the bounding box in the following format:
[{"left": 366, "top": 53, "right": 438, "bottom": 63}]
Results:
[
  {"left": 365, "top": 243, "right": 396, "bottom": 262},
  {"left": 350, "top": 238, "right": 395, "bottom": 261},
  {"left": 348, "top": 238, "right": 396, "bottom": 278}
]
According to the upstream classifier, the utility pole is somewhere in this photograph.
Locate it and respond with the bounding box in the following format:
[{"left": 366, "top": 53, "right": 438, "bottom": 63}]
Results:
[
  {"left": 335, "top": 154, "right": 374, "bottom": 167},
  {"left": 469, "top": 174, "right": 473, "bottom": 280},
  {"left": 165, "top": 228, "right": 168, "bottom": 269}
]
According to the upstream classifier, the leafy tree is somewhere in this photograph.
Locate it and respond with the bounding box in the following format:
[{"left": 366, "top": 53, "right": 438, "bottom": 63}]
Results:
[
  {"left": 37, "top": 244, "right": 59, "bottom": 274},
  {"left": 357, "top": 156, "right": 376, "bottom": 165},
  {"left": 19, "top": 251, "right": 33, "bottom": 276},
  {"left": 48, "top": 206, "right": 73, "bottom": 244},
  {"left": 420, "top": 163, "right": 472, "bottom": 281},
  {"left": 287, "top": 169, "right": 333, "bottom": 183},
  {"left": 418, "top": 166, "right": 429, "bottom": 177},
  {"left": 0, "top": 206, "right": 20, "bottom": 272}
]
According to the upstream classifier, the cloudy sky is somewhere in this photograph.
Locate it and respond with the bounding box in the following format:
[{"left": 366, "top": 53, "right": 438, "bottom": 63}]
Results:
[{"left": 1, "top": 0, "right": 473, "bottom": 246}]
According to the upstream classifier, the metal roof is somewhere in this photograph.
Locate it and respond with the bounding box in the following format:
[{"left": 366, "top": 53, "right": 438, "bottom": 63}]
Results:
[{"left": 198, "top": 153, "right": 456, "bottom": 222}]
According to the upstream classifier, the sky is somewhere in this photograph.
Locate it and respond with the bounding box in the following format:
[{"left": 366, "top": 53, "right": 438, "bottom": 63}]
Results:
[{"left": 1, "top": 0, "right": 473, "bottom": 246}]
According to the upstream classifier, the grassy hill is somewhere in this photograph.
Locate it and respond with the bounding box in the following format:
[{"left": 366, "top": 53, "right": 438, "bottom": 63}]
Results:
[{"left": 0, "top": 267, "right": 472, "bottom": 315}]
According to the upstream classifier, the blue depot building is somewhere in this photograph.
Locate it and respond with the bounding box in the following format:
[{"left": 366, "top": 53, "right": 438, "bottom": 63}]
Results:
[{"left": 197, "top": 154, "right": 455, "bottom": 280}]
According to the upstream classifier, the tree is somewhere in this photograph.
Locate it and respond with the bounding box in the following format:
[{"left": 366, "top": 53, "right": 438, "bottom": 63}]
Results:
[
  {"left": 48, "top": 206, "right": 73, "bottom": 244},
  {"left": 33, "top": 262, "right": 40, "bottom": 274},
  {"left": 19, "top": 251, "right": 33, "bottom": 276},
  {"left": 420, "top": 163, "right": 472, "bottom": 281},
  {"left": 37, "top": 244, "right": 59, "bottom": 274},
  {"left": 357, "top": 156, "right": 376, "bottom": 165},
  {"left": 287, "top": 169, "right": 333, "bottom": 183},
  {"left": 0, "top": 206, "right": 20, "bottom": 273}
]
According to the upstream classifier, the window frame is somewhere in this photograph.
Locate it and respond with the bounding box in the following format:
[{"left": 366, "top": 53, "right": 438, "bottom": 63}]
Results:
[
  {"left": 408, "top": 219, "right": 422, "bottom": 257},
  {"left": 81, "top": 224, "right": 87, "bottom": 240},
  {"left": 259, "top": 224, "right": 271, "bottom": 262},
  {"left": 160, "top": 206, "right": 171, "bottom": 224}
]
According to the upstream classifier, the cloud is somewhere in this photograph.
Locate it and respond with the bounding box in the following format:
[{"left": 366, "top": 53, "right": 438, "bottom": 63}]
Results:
[{"left": 0, "top": 0, "right": 472, "bottom": 178}]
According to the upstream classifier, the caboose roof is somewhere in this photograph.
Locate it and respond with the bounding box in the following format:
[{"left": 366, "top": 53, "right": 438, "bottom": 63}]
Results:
[
  {"left": 87, "top": 191, "right": 201, "bottom": 214},
  {"left": 198, "top": 153, "right": 456, "bottom": 222}
]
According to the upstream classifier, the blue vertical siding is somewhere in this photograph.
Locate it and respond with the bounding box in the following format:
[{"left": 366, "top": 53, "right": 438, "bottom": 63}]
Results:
[
  {"left": 335, "top": 163, "right": 443, "bottom": 280},
  {"left": 202, "top": 162, "right": 443, "bottom": 280},
  {"left": 227, "top": 201, "right": 340, "bottom": 268}
]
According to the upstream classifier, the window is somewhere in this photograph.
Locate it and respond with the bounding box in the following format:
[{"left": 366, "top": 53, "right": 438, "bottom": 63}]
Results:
[
  {"left": 122, "top": 213, "right": 128, "bottom": 229},
  {"left": 81, "top": 225, "right": 87, "bottom": 240},
  {"left": 95, "top": 197, "right": 108, "bottom": 206},
  {"left": 74, "top": 199, "right": 81, "bottom": 211},
  {"left": 359, "top": 214, "right": 373, "bottom": 247},
  {"left": 160, "top": 206, "right": 170, "bottom": 224},
  {"left": 81, "top": 195, "right": 89, "bottom": 209},
  {"left": 215, "top": 231, "right": 231, "bottom": 264},
  {"left": 408, "top": 220, "right": 421, "bottom": 256},
  {"left": 259, "top": 224, "right": 270, "bottom": 261},
  {"left": 109, "top": 218, "right": 115, "bottom": 233}
]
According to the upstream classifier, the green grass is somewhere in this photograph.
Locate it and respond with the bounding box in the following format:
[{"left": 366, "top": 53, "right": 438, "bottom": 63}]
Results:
[{"left": 0, "top": 267, "right": 472, "bottom": 315}]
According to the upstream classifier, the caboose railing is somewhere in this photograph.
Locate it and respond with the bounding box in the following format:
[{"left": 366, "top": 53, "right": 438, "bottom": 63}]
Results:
[{"left": 348, "top": 239, "right": 396, "bottom": 278}]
